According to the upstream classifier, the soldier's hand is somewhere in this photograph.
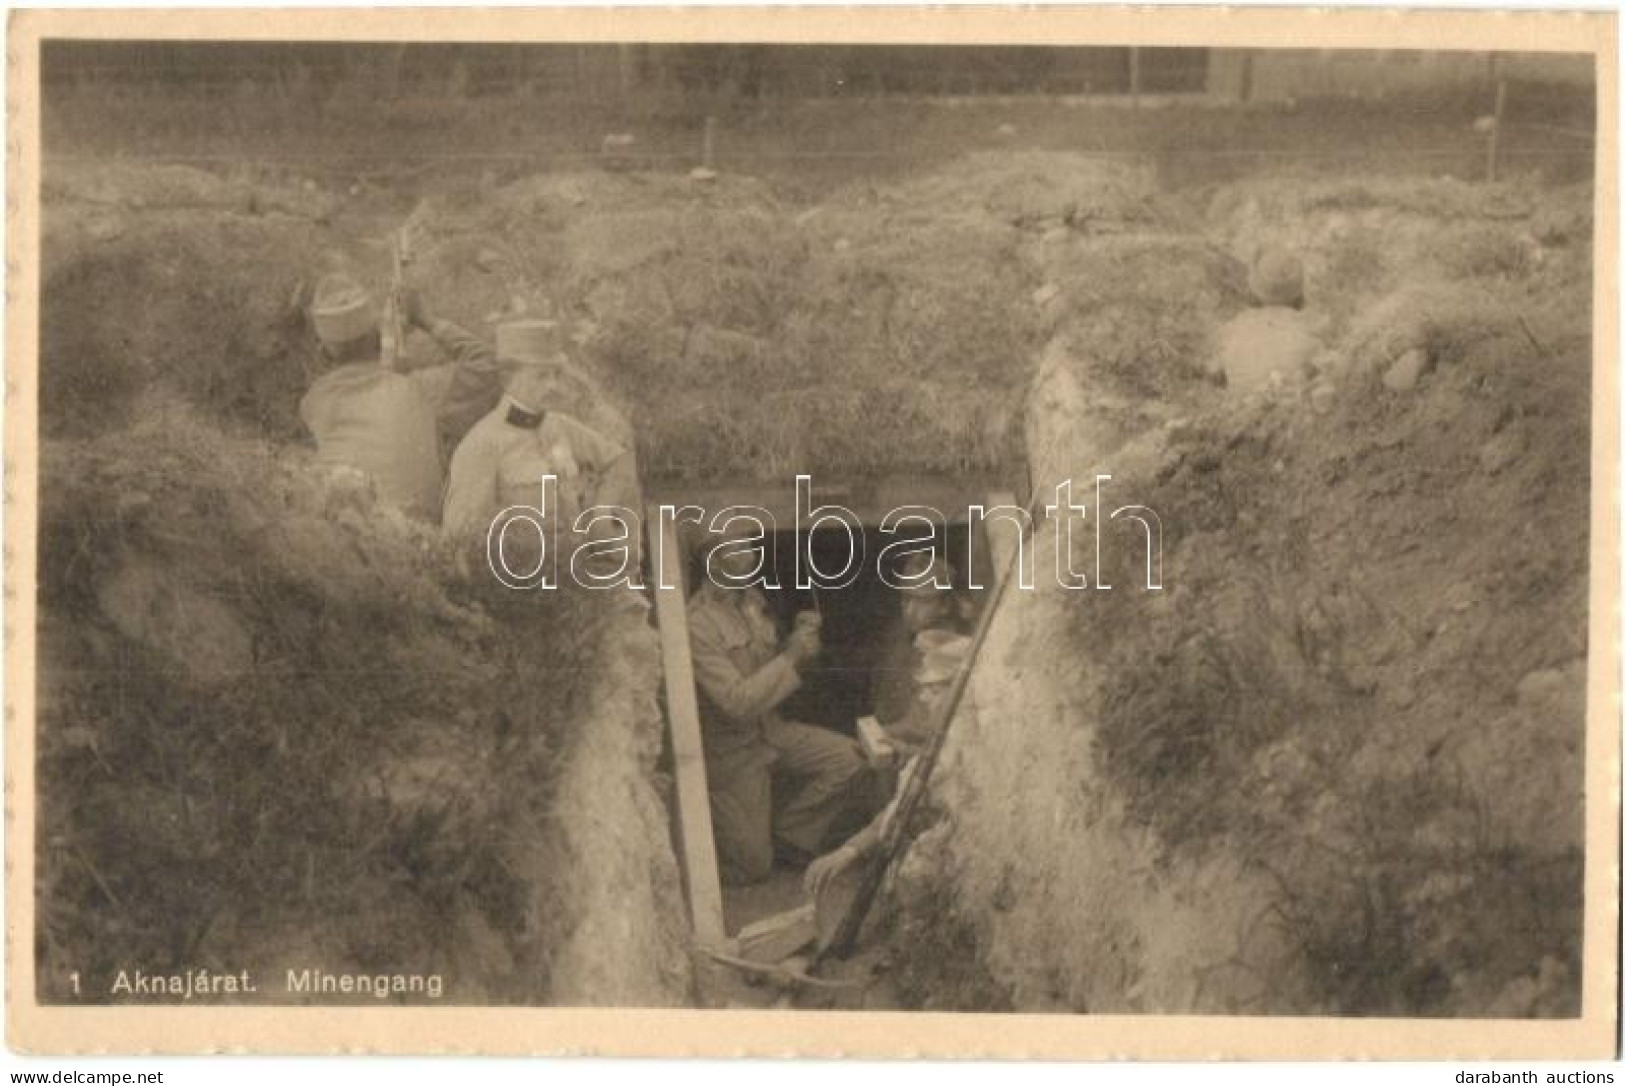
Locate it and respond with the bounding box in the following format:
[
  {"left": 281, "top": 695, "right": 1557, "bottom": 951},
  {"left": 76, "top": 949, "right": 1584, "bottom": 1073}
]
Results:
[
  {"left": 786, "top": 625, "right": 821, "bottom": 664},
  {"left": 804, "top": 844, "right": 861, "bottom": 897}
]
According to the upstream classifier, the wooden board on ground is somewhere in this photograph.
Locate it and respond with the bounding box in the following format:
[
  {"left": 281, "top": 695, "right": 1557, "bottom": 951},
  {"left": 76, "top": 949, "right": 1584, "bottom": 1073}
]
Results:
[
  {"left": 813, "top": 865, "right": 864, "bottom": 954},
  {"left": 648, "top": 504, "right": 726, "bottom": 948},
  {"left": 736, "top": 902, "right": 818, "bottom": 963}
]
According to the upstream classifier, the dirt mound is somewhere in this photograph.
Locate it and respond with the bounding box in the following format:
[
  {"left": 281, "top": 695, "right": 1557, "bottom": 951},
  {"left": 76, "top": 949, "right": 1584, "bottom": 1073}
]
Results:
[
  {"left": 894, "top": 182, "right": 1590, "bottom": 1015},
  {"left": 37, "top": 402, "right": 690, "bottom": 1004},
  {"left": 878, "top": 152, "right": 1162, "bottom": 229},
  {"left": 1340, "top": 282, "right": 1525, "bottom": 375},
  {"left": 405, "top": 162, "right": 1041, "bottom": 480},
  {"left": 40, "top": 185, "right": 526, "bottom": 446},
  {"left": 495, "top": 169, "right": 782, "bottom": 219},
  {"left": 41, "top": 207, "right": 333, "bottom": 440},
  {"left": 1038, "top": 230, "right": 1248, "bottom": 400},
  {"left": 1205, "top": 177, "right": 1594, "bottom": 341},
  {"left": 44, "top": 159, "right": 338, "bottom": 218},
  {"left": 45, "top": 161, "right": 243, "bottom": 210},
  {"left": 1110, "top": 316, "right": 1588, "bottom": 1015},
  {"left": 42, "top": 157, "right": 1050, "bottom": 480}
]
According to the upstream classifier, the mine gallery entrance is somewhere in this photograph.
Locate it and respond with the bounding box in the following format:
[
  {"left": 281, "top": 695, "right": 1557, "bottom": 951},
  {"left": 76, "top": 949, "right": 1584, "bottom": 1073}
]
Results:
[
  {"left": 756, "top": 523, "right": 990, "bottom": 737},
  {"left": 644, "top": 473, "right": 1024, "bottom": 945}
]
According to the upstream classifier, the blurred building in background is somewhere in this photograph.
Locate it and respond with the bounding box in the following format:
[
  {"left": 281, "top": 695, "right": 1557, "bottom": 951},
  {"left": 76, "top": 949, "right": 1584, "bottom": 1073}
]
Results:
[{"left": 42, "top": 42, "right": 1593, "bottom": 103}]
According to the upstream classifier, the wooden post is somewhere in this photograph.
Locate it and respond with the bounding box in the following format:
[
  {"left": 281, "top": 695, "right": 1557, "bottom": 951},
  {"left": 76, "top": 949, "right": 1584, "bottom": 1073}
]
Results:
[
  {"left": 702, "top": 115, "right": 717, "bottom": 170},
  {"left": 1128, "top": 46, "right": 1143, "bottom": 107},
  {"left": 984, "top": 490, "right": 1020, "bottom": 589},
  {"left": 647, "top": 506, "right": 726, "bottom": 947},
  {"left": 1486, "top": 73, "right": 1508, "bottom": 183}
]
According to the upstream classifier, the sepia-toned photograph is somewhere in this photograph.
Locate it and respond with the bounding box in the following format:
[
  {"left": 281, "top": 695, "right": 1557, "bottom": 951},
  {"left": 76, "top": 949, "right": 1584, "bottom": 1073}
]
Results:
[{"left": 6, "top": 6, "right": 1617, "bottom": 1060}]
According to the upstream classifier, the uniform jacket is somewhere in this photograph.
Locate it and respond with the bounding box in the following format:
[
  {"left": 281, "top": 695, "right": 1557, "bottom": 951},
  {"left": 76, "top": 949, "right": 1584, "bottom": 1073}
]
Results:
[
  {"left": 299, "top": 319, "right": 500, "bottom": 520},
  {"left": 687, "top": 584, "right": 802, "bottom": 764},
  {"left": 440, "top": 399, "right": 625, "bottom": 544}
]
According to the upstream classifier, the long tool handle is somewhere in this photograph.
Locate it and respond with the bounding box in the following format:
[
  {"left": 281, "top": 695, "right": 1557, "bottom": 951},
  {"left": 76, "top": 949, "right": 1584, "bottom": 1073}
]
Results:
[
  {"left": 819, "top": 491, "right": 1045, "bottom": 959},
  {"left": 381, "top": 218, "right": 418, "bottom": 371},
  {"left": 382, "top": 231, "right": 407, "bottom": 370}
]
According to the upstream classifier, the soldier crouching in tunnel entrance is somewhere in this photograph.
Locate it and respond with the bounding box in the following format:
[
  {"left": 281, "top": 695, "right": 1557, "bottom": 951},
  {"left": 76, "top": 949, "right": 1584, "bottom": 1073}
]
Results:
[
  {"left": 870, "top": 550, "right": 975, "bottom": 753},
  {"left": 688, "top": 522, "right": 883, "bottom": 886}
]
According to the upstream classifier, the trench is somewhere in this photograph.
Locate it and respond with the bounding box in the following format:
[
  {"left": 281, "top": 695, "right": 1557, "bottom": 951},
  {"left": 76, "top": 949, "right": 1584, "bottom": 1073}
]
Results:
[
  {"left": 36, "top": 153, "right": 1163, "bottom": 1009},
  {"left": 36, "top": 148, "right": 1593, "bottom": 1015}
]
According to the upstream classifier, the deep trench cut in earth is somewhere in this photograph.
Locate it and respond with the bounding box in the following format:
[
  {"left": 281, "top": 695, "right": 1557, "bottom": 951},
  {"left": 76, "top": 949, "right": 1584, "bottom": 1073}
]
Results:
[{"left": 37, "top": 149, "right": 1592, "bottom": 1015}]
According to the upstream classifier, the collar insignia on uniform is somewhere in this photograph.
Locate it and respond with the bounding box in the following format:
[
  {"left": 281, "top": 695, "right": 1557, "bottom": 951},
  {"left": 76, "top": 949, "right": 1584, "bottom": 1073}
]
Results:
[{"left": 505, "top": 404, "right": 546, "bottom": 430}]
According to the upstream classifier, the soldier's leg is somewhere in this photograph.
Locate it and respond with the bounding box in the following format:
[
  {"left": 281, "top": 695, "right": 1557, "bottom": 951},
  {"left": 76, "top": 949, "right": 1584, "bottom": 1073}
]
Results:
[
  {"left": 764, "top": 720, "right": 874, "bottom": 857},
  {"left": 707, "top": 756, "right": 775, "bottom": 886}
]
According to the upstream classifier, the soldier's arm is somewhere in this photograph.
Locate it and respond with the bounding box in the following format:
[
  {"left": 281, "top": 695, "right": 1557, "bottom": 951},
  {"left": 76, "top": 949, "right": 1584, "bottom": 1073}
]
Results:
[
  {"left": 556, "top": 413, "right": 626, "bottom": 473},
  {"left": 843, "top": 816, "right": 884, "bottom": 859},
  {"left": 410, "top": 318, "right": 505, "bottom": 421},
  {"left": 849, "top": 756, "right": 921, "bottom": 858},
  {"left": 441, "top": 434, "right": 499, "bottom": 543},
  {"left": 688, "top": 611, "right": 801, "bottom": 724},
  {"left": 556, "top": 413, "right": 638, "bottom": 520},
  {"left": 425, "top": 318, "right": 496, "bottom": 368}
]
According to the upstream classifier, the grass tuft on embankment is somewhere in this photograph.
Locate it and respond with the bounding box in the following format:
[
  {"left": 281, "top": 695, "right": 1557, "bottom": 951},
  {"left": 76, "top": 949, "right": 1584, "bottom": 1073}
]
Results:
[
  {"left": 37, "top": 400, "right": 614, "bottom": 1002},
  {"left": 1079, "top": 312, "right": 1588, "bottom": 1015}
]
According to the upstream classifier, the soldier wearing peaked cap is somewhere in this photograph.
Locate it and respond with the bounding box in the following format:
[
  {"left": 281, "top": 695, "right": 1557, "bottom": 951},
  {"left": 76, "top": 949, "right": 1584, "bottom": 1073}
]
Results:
[{"left": 440, "top": 319, "right": 630, "bottom": 548}]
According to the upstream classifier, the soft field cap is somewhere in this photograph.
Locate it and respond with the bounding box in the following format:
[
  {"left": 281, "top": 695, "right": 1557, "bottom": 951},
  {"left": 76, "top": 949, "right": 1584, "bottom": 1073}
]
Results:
[
  {"left": 915, "top": 648, "right": 964, "bottom": 687},
  {"left": 915, "top": 630, "right": 970, "bottom": 657},
  {"left": 896, "top": 550, "right": 957, "bottom": 595},
  {"left": 310, "top": 273, "right": 376, "bottom": 347},
  {"left": 1249, "top": 248, "right": 1306, "bottom": 308}
]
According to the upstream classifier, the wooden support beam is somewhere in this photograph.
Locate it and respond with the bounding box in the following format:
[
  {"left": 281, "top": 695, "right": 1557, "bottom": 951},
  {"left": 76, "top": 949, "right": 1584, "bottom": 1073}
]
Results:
[
  {"left": 643, "top": 470, "right": 1022, "bottom": 529},
  {"left": 647, "top": 505, "right": 726, "bottom": 948},
  {"left": 984, "top": 489, "right": 1021, "bottom": 589}
]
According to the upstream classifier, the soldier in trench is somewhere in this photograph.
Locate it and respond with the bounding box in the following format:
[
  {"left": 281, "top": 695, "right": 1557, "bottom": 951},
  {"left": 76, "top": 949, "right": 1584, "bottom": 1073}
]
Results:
[
  {"left": 301, "top": 273, "right": 503, "bottom": 521},
  {"left": 1208, "top": 246, "right": 1322, "bottom": 394},
  {"left": 687, "top": 523, "right": 882, "bottom": 885},
  {"left": 804, "top": 649, "right": 958, "bottom": 898},
  {"left": 440, "top": 319, "right": 631, "bottom": 555},
  {"left": 870, "top": 549, "right": 974, "bottom": 751},
  {"left": 805, "top": 570, "right": 970, "bottom": 897}
]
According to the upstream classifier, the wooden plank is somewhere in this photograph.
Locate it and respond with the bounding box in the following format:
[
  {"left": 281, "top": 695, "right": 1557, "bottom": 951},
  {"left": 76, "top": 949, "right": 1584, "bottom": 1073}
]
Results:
[
  {"left": 647, "top": 504, "right": 726, "bottom": 948},
  {"left": 983, "top": 489, "right": 1021, "bottom": 589},
  {"left": 643, "top": 470, "right": 1024, "bottom": 529},
  {"left": 736, "top": 903, "right": 818, "bottom": 964}
]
